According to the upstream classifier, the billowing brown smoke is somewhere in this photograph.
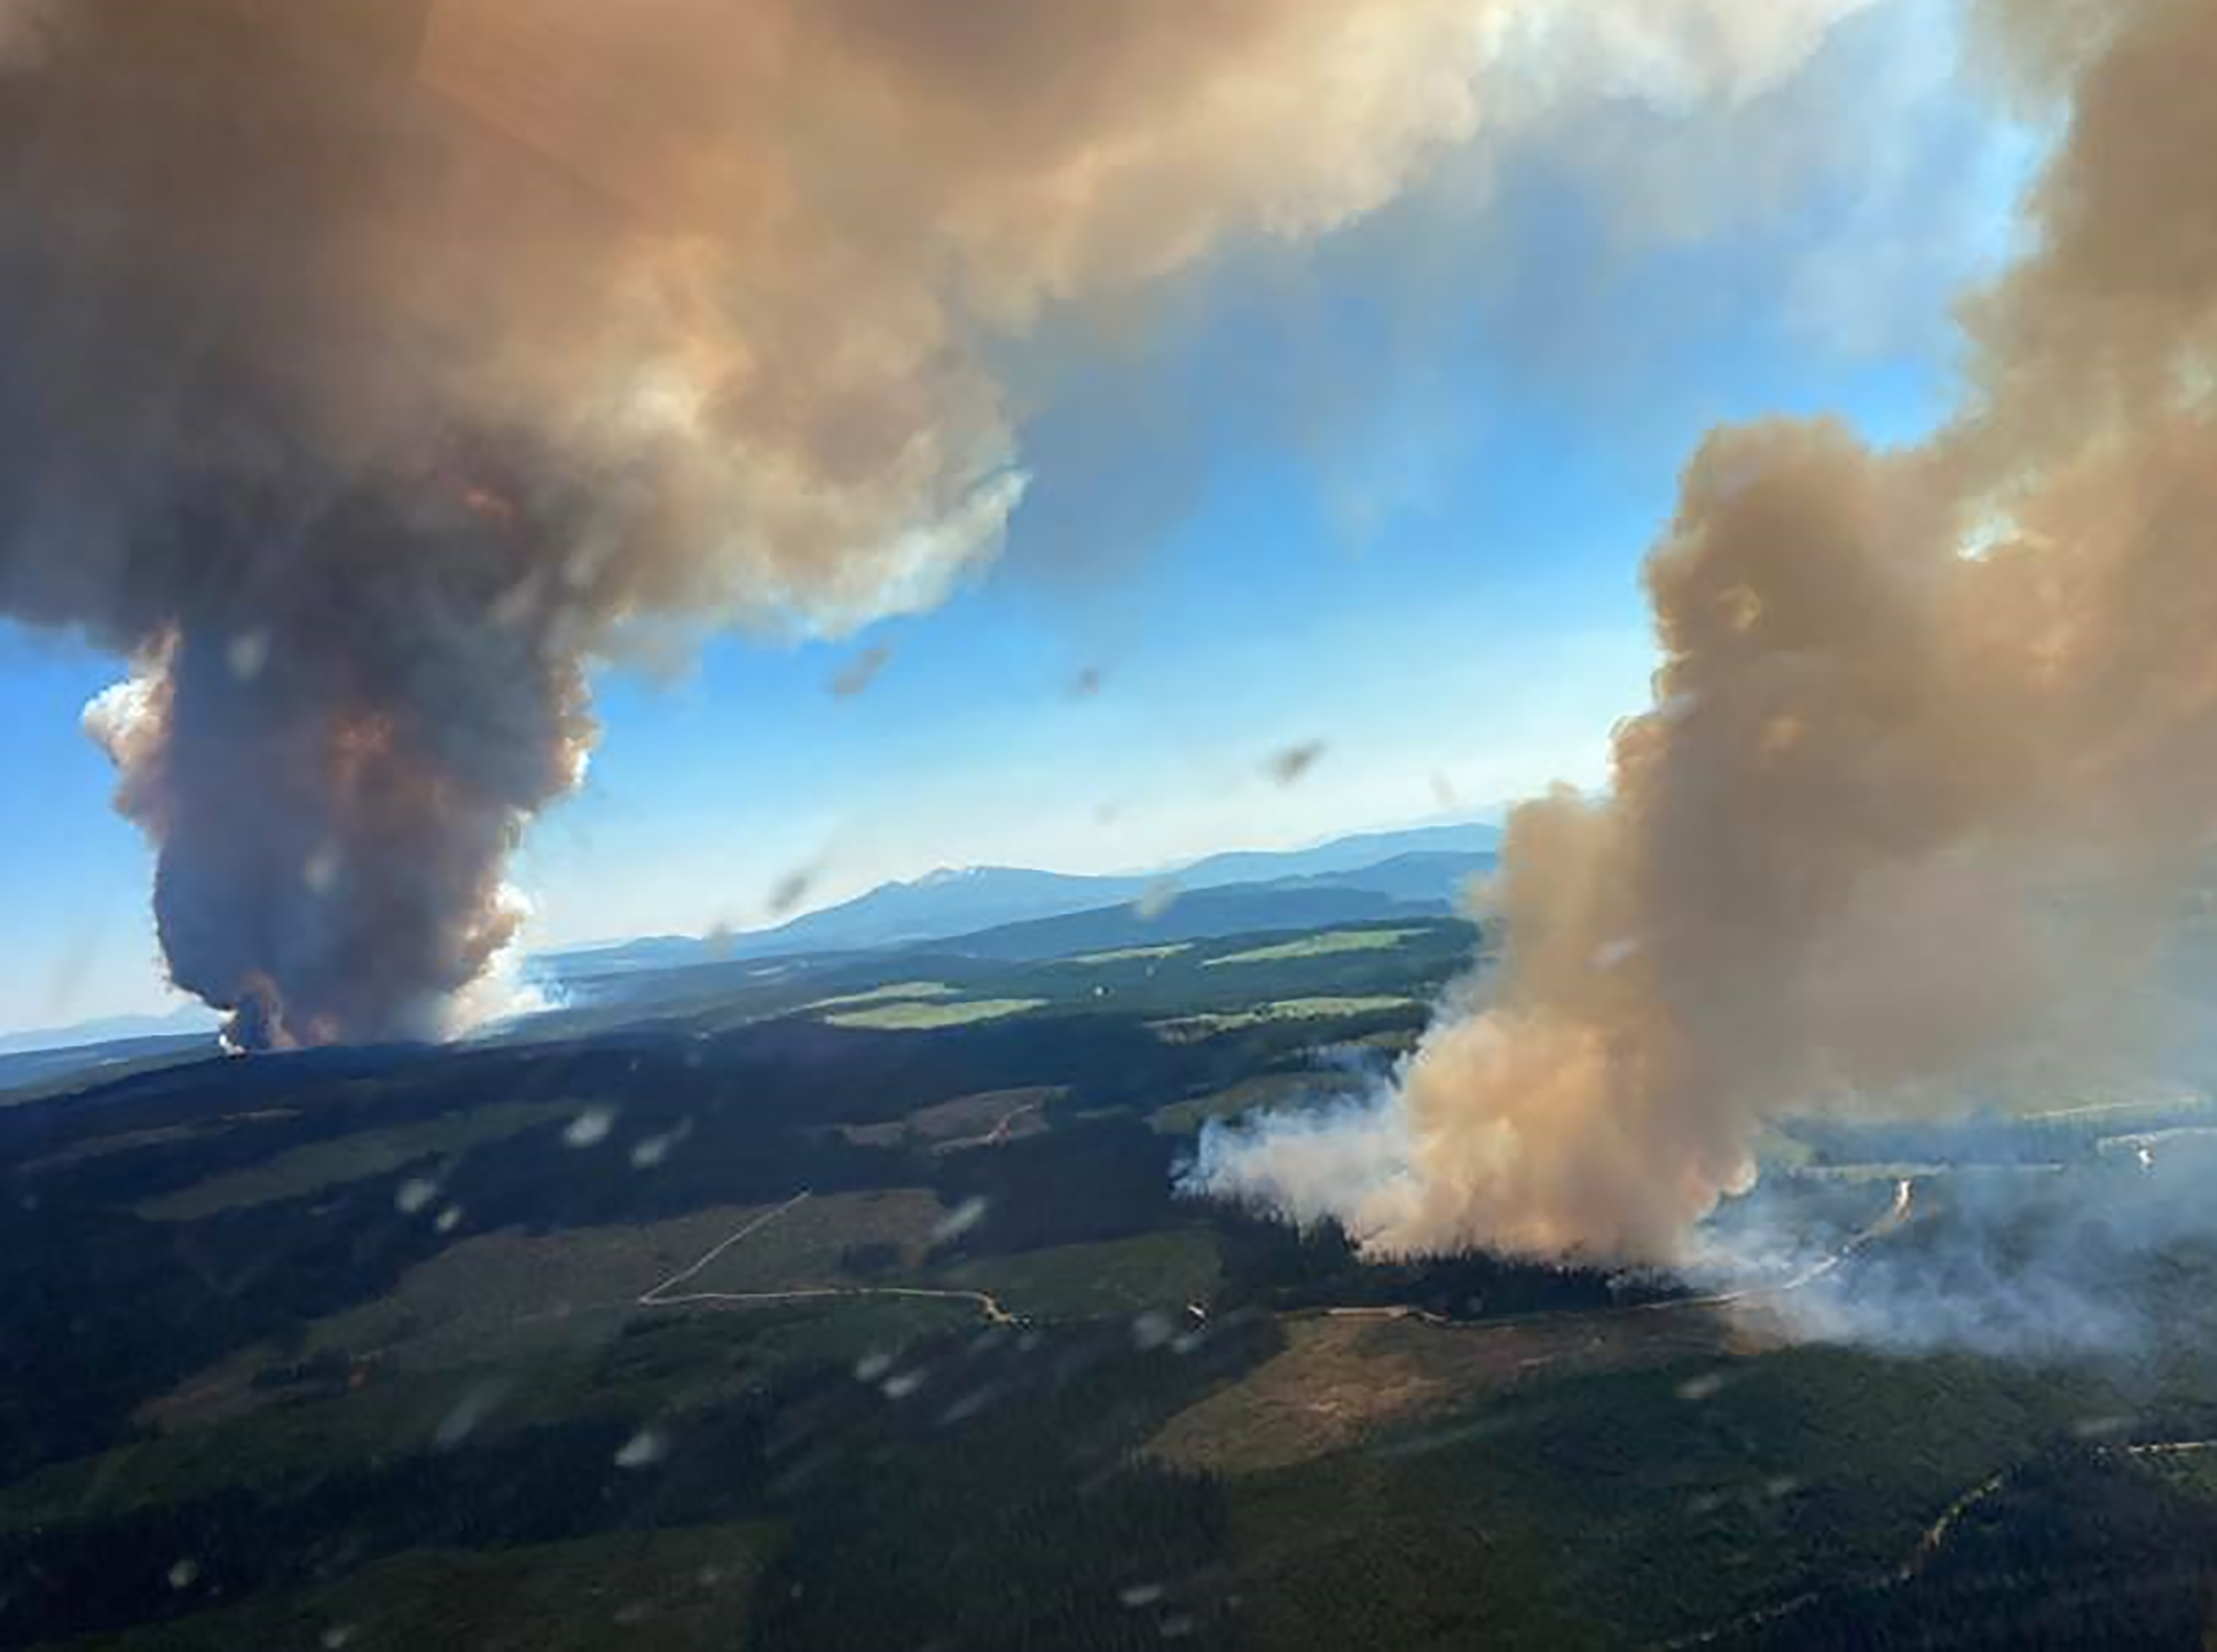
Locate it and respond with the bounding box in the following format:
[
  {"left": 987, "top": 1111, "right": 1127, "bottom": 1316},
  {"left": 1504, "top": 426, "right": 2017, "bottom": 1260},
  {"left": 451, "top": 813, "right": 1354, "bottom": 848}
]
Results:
[
  {"left": 1194, "top": 0, "right": 2217, "bottom": 1262},
  {"left": 0, "top": 0, "right": 1873, "bottom": 1048}
]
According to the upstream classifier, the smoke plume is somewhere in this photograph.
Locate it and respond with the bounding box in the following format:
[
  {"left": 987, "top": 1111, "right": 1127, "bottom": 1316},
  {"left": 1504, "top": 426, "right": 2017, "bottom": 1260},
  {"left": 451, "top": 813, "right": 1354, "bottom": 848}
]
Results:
[
  {"left": 1194, "top": 0, "right": 2217, "bottom": 1263},
  {"left": 0, "top": 0, "right": 1875, "bottom": 1047}
]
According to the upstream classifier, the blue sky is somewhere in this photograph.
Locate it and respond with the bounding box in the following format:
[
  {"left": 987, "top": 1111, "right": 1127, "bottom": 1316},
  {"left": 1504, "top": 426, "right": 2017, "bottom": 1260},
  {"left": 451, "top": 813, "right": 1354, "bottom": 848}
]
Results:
[{"left": 0, "top": 0, "right": 2037, "bottom": 1032}]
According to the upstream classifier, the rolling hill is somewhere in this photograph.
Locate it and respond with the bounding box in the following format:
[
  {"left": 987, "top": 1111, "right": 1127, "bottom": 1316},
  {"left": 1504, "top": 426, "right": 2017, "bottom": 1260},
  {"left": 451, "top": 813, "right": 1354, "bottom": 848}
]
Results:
[{"left": 537, "top": 822, "right": 1500, "bottom": 993}]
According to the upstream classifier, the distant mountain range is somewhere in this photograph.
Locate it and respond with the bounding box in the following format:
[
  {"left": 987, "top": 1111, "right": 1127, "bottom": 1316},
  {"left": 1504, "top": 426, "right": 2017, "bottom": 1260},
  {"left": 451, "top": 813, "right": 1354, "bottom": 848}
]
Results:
[
  {"left": 4, "top": 822, "right": 1501, "bottom": 1066},
  {"left": 911, "top": 855, "right": 1487, "bottom": 964},
  {"left": 0, "top": 1004, "right": 218, "bottom": 1059},
  {"left": 0, "top": 1024, "right": 223, "bottom": 1099},
  {"left": 539, "top": 821, "right": 1500, "bottom": 994}
]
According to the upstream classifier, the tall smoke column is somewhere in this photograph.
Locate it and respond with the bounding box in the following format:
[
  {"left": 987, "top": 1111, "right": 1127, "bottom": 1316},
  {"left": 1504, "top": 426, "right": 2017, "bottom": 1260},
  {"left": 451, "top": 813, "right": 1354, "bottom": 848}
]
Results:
[
  {"left": 0, "top": 0, "right": 1875, "bottom": 1049},
  {"left": 1192, "top": 0, "right": 2217, "bottom": 1263}
]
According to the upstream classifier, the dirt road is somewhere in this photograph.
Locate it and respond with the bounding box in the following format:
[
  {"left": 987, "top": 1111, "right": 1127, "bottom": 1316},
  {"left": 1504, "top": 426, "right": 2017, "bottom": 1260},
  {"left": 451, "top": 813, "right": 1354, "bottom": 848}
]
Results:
[{"left": 636, "top": 1188, "right": 1019, "bottom": 1324}]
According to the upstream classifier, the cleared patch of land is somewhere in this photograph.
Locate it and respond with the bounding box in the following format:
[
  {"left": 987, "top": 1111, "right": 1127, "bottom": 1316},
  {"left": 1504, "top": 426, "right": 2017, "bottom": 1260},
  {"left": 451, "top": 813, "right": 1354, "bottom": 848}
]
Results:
[
  {"left": 1145, "top": 1306, "right": 1743, "bottom": 1475},
  {"left": 638, "top": 1191, "right": 1017, "bottom": 1323},
  {"left": 653, "top": 1188, "right": 947, "bottom": 1295},
  {"left": 1151, "top": 995, "right": 1414, "bottom": 1042},
  {"left": 1149, "top": 1180, "right": 1925, "bottom": 1479},
  {"left": 1063, "top": 942, "right": 1194, "bottom": 966},
  {"left": 822, "top": 997, "right": 1044, "bottom": 1030},
  {"left": 799, "top": 980, "right": 956, "bottom": 1012},
  {"left": 836, "top": 1086, "right": 1060, "bottom": 1150},
  {"left": 940, "top": 1228, "right": 1222, "bottom": 1321},
  {"left": 136, "top": 1101, "right": 576, "bottom": 1221},
  {"left": 1204, "top": 928, "right": 1425, "bottom": 967}
]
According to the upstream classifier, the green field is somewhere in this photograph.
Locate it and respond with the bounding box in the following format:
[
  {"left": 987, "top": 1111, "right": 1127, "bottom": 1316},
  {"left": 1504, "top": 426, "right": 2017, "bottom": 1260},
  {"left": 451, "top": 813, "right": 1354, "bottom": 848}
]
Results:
[
  {"left": 1152, "top": 995, "right": 1415, "bottom": 1040},
  {"left": 799, "top": 980, "right": 956, "bottom": 1011},
  {"left": 1204, "top": 928, "right": 1426, "bottom": 967},
  {"left": 1065, "top": 942, "right": 1194, "bottom": 965},
  {"left": 821, "top": 997, "right": 1044, "bottom": 1029}
]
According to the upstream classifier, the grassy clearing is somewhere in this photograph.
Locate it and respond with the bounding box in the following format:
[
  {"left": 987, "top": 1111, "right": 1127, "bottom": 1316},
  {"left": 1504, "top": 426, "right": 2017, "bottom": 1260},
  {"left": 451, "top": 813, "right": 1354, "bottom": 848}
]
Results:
[
  {"left": 822, "top": 997, "right": 1044, "bottom": 1030},
  {"left": 136, "top": 1101, "right": 576, "bottom": 1221},
  {"left": 672, "top": 1189, "right": 948, "bottom": 1294},
  {"left": 1151, "top": 995, "right": 1414, "bottom": 1041},
  {"left": 1204, "top": 928, "right": 1425, "bottom": 967},
  {"left": 79, "top": 1523, "right": 781, "bottom": 1651},
  {"left": 911, "top": 1087, "right": 1055, "bottom": 1150},
  {"left": 939, "top": 1228, "right": 1222, "bottom": 1321},
  {"left": 799, "top": 980, "right": 956, "bottom": 1012},
  {"left": 1146, "top": 1306, "right": 1736, "bottom": 1475},
  {"left": 1063, "top": 942, "right": 1194, "bottom": 966},
  {"left": 845, "top": 1085, "right": 1060, "bottom": 1153}
]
